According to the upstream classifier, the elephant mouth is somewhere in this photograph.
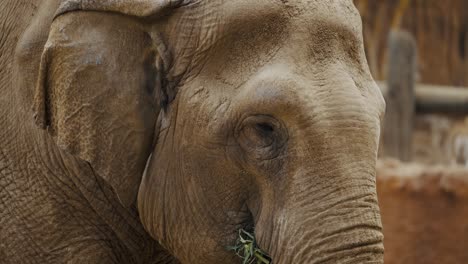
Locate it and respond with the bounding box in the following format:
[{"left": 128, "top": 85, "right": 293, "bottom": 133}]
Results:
[
  {"left": 227, "top": 208, "right": 272, "bottom": 263},
  {"left": 228, "top": 229, "right": 272, "bottom": 264},
  {"left": 241, "top": 208, "right": 255, "bottom": 234}
]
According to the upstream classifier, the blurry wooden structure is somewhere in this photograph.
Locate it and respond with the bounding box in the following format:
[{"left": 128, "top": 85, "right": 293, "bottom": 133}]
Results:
[
  {"left": 377, "top": 159, "right": 468, "bottom": 264},
  {"left": 375, "top": 2, "right": 468, "bottom": 161},
  {"left": 383, "top": 30, "right": 417, "bottom": 161},
  {"left": 379, "top": 82, "right": 468, "bottom": 114},
  {"left": 354, "top": 0, "right": 468, "bottom": 87}
]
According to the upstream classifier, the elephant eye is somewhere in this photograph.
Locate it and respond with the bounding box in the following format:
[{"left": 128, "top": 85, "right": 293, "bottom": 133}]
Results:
[
  {"left": 242, "top": 122, "right": 275, "bottom": 147},
  {"left": 255, "top": 122, "right": 274, "bottom": 136},
  {"left": 236, "top": 115, "right": 288, "bottom": 158}
]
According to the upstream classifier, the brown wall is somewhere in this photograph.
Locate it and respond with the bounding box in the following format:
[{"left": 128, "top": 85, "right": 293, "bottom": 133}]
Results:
[{"left": 354, "top": 0, "right": 468, "bottom": 87}]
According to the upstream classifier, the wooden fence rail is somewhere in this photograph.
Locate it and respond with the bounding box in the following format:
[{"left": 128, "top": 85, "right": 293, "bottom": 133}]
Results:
[{"left": 378, "top": 82, "right": 468, "bottom": 114}]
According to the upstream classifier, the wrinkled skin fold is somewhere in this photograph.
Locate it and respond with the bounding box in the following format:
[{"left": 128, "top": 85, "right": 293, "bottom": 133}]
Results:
[{"left": 0, "top": 0, "right": 385, "bottom": 263}]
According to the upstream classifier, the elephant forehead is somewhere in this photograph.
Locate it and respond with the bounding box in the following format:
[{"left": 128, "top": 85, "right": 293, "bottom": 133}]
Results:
[
  {"left": 180, "top": 0, "right": 366, "bottom": 86},
  {"left": 219, "top": 0, "right": 361, "bottom": 37},
  {"left": 54, "top": 0, "right": 190, "bottom": 18},
  {"left": 171, "top": 0, "right": 362, "bottom": 54},
  {"left": 190, "top": 0, "right": 364, "bottom": 70}
]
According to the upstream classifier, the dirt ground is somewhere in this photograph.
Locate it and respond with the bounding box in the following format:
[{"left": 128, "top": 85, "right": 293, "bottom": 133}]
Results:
[
  {"left": 378, "top": 114, "right": 468, "bottom": 263},
  {"left": 377, "top": 158, "right": 468, "bottom": 264}
]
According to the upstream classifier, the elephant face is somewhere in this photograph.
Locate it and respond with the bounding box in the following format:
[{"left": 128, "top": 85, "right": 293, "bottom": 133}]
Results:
[
  {"left": 25, "top": 0, "right": 385, "bottom": 263},
  {"left": 138, "top": 1, "right": 385, "bottom": 263}
]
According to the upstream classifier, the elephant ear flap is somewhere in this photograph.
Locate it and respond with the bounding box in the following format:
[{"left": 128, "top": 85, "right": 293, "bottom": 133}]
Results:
[
  {"left": 55, "top": 0, "right": 190, "bottom": 18},
  {"left": 28, "top": 0, "right": 187, "bottom": 208}
]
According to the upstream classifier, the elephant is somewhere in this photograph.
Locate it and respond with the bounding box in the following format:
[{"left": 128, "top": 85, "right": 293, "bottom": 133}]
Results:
[{"left": 0, "top": 0, "right": 386, "bottom": 263}]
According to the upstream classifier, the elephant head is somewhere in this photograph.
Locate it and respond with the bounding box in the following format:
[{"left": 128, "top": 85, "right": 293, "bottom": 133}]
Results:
[{"left": 19, "top": 0, "right": 385, "bottom": 263}]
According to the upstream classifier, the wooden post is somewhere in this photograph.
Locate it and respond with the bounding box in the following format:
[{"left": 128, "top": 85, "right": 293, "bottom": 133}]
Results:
[{"left": 383, "top": 30, "right": 417, "bottom": 162}]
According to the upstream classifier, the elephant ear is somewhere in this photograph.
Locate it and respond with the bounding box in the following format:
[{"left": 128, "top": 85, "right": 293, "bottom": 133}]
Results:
[{"left": 32, "top": 0, "right": 185, "bottom": 207}]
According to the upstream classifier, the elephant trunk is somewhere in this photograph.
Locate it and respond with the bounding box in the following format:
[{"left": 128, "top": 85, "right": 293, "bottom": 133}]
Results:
[{"left": 254, "top": 169, "right": 384, "bottom": 263}]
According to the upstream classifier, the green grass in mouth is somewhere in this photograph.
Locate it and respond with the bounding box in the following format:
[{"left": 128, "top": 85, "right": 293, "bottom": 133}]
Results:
[{"left": 227, "top": 229, "right": 272, "bottom": 264}]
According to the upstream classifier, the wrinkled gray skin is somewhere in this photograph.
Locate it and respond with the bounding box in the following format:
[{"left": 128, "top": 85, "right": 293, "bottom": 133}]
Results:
[{"left": 0, "top": 0, "right": 385, "bottom": 263}]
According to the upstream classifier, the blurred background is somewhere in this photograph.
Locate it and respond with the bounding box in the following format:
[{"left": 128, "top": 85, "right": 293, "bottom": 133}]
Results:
[{"left": 353, "top": 0, "right": 468, "bottom": 263}]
